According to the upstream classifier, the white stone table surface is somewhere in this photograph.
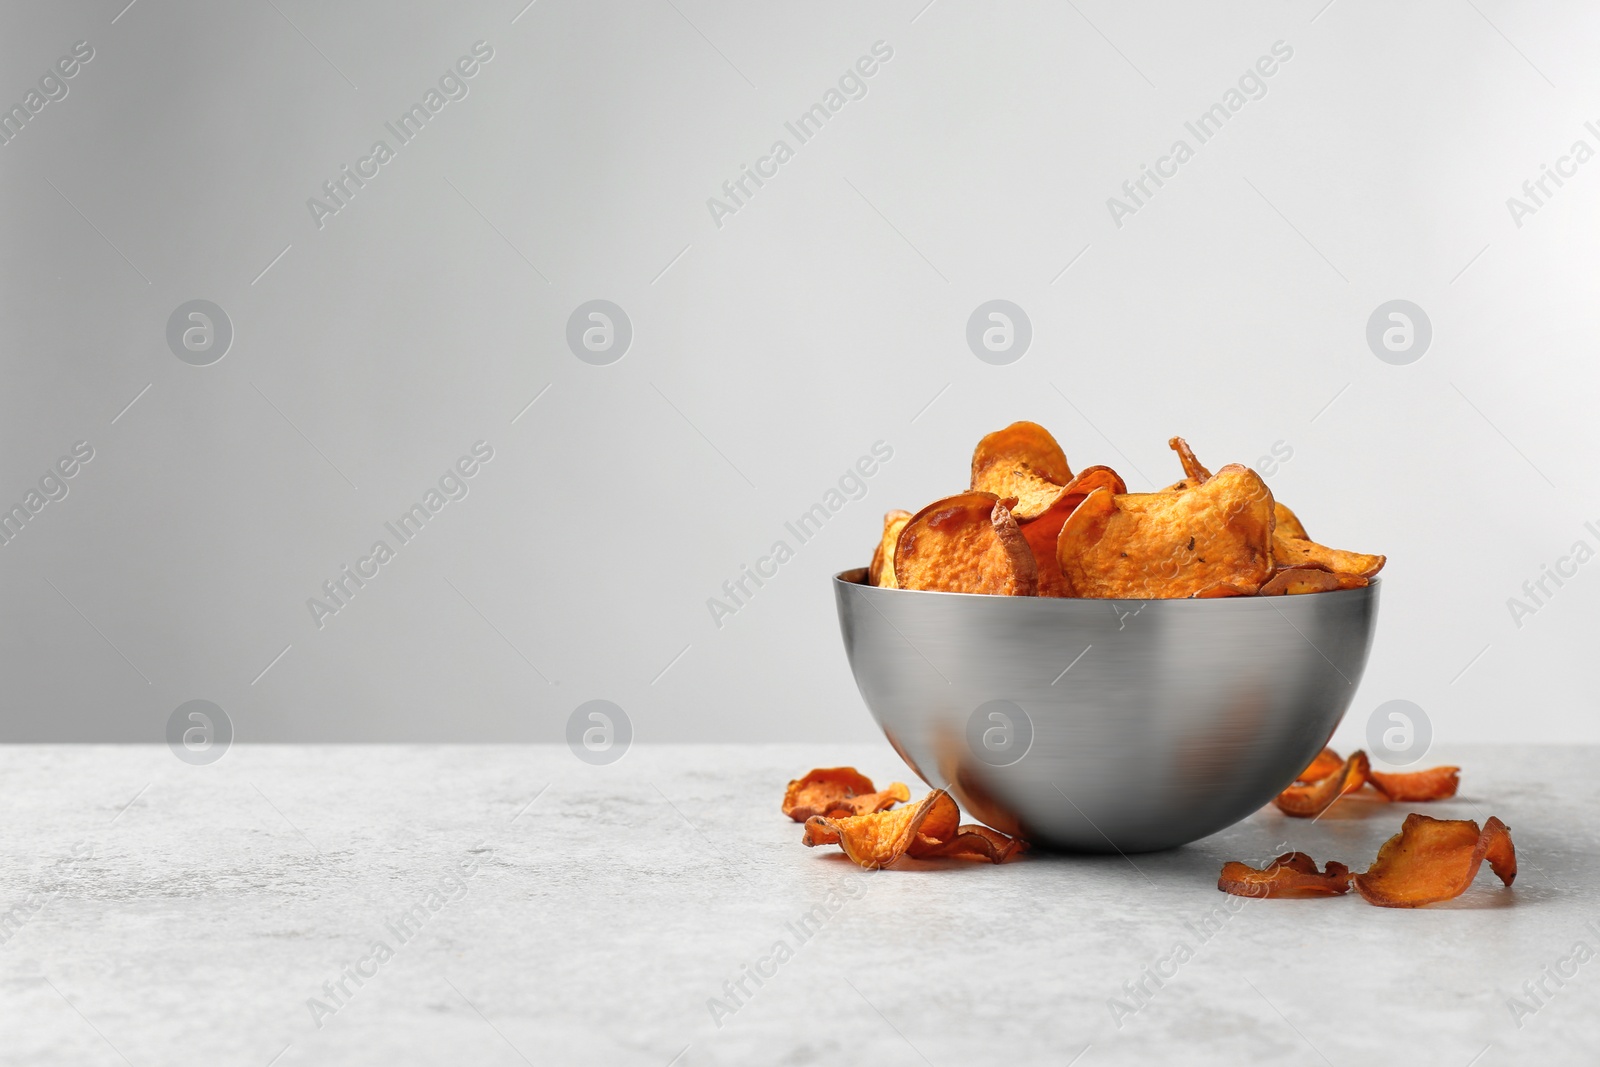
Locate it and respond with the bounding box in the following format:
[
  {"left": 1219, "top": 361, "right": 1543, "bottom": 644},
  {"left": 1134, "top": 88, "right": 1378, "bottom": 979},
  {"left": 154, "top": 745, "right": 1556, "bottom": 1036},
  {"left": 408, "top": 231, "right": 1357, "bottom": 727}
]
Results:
[{"left": 0, "top": 743, "right": 1593, "bottom": 1066}]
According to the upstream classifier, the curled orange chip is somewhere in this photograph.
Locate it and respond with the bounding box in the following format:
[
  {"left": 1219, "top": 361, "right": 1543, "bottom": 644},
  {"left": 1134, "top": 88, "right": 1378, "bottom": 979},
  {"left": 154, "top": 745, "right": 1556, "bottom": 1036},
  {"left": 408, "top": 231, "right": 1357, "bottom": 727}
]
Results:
[
  {"left": 1056, "top": 465, "right": 1275, "bottom": 598},
  {"left": 1275, "top": 502, "right": 1310, "bottom": 541},
  {"left": 782, "top": 767, "right": 909, "bottom": 822},
  {"left": 1273, "top": 750, "right": 1370, "bottom": 817},
  {"left": 1260, "top": 566, "right": 1369, "bottom": 596},
  {"left": 1272, "top": 534, "right": 1385, "bottom": 578},
  {"left": 1296, "top": 746, "right": 1344, "bottom": 783},
  {"left": 914, "top": 824, "right": 1027, "bottom": 863},
  {"left": 802, "top": 789, "right": 1024, "bottom": 868},
  {"left": 1353, "top": 814, "right": 1516, "bottom": 907},
  {"left": 1368, "top": 765, "right": 1460, "bottom": 802},
  {"left": 868, "top": 510, "right": 913, "bottom": 588},
  {"left": 802, "top": 790, "right": 952, "bottom": 868},
  {"left": 1168, "top": 436, "right": 1212, "bottom": 484},
  {"left": 1020, "top": 465, "right": 1126, "bottom": 597},
  {"left": 970, "top": 422, "right": 1073, "bottom": 521},
  {"left": 895, "top": 492, "right": 1038, "bottom": 596},
  {"left": 1166, "top": 438, "right": 1312, "bottom": 544},
  {"left": 1218, "top": 851, "right": 1351, "bottom": 898}
]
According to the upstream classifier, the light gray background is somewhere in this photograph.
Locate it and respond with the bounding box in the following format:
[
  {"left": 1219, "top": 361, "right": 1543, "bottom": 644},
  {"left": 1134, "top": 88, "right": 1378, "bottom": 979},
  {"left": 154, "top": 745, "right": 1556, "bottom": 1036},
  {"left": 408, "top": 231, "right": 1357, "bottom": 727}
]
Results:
[{"left": 2, "top": 0, "right": 1594, "bottom": 743}]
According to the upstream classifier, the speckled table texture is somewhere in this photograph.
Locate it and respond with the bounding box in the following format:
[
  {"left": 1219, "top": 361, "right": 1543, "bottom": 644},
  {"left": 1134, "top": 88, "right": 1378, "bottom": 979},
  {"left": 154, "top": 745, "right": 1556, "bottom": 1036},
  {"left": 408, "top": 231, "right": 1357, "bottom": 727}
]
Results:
[{"left": 0, "top": 744, "right": 1592, "bottom": 1066}]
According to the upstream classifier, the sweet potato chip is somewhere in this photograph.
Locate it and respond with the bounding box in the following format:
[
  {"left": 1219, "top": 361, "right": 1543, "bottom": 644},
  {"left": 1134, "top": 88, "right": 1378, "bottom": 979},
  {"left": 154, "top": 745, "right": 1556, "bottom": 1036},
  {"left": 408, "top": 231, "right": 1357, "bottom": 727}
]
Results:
[
  {"left": 970, "top": 422, "right": 1073, "bottom": 521},
  {"left": 1367, "top": 765, "right": 1460, "bottom": 802},
  {"left": 1168, "top": 436, "right": 1212, "bottom": 485},
  {"left": 1021, "top": 506, "right": 1072, "bottom": 598},
  {"left": 1020, "top": 466, "right": 1126, "bottom": 597},
  {"left": 1352, "top": 814, "right": 1516, "bottom": 907},
  {"left": 863, "top": 423, "right": 1381, "bottom": 601},
  {"left": 1275, "top": 502, "right": 1309, "bottom": 541},
  {"left": 1278, "top": 748, "right": 1459, "bottom": 813},
  {"left": 1273, "top": 750, "right": 1370, "bottom": 817},
  {"left": 1057, "top": 465, "right": 1126, "bottom": 505},
  {"left": 802, "top": 789, "right": 1024, "bottom": 868},
  {"left": 1260, "top": 566, "right": 1369, "bottom": 596},
  {"left": 1272, "top": 535, "right": 1386, "bottom": 578},
  {"left": 1296, "top": 747, "right": 1344, "bottom": 783},
  {"left": 783, "top": 767, "right": 910, "bottom": 822},
  {"left": 1218, "top": 851, "right": 1351, "bottom": 898},
  {"left": 914, "top": 825, "right": 1027, "bottom": 863},
  {"left": 1165, "top": 439, "right": 1310, "bottom": 541},
  {"left": 895, "top": 492, "right": 1038, "bottom": 596},
  {"left": 1055, "top": 465, "right": 1275, "bottom": 598},
  {"left": 801, "top": 790, "right": 948, "bottom": 867},
  {"left": 868, "top": 510, "right": 912, "bottom": 588}
]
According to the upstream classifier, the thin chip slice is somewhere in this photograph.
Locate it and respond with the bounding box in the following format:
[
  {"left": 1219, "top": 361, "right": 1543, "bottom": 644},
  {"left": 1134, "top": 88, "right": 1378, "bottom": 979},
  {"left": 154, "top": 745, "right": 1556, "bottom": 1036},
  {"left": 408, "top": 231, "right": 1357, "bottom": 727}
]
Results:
[
  {"left": 801, "top": 792, "right": 946, "bottom": 866},
  {"left": 1273, "top": 750, "right": 1370, "bottom": 817},
  {"left": 1353, "top": 814, "right": 1516, "bottom": 907},
  {"left": 1272, "top": 534, "right": 1386, "bottom": 578},
  {"left": 913, "top": 825, "right": 1027, "bottom": 863},
  {"left": 782, "top": 767, "right": 911, "bottom": 822},
  {"left": 1275, "top": 502, "right": 1310, "bottom": 541},
  {"left": 895, "top": 492, "right": 1038, "bottom": 596},
  {"left": 1020, "top": 466, "right": 1126, "bottom": 597},
  {"left": 970, "top": 422, "right": 1073, "bottom": 521},
  {"left": 1260, "top": 566, "right": 1369, "bottom": 596},
  {"left": 868, "top": 510, "right": 913, "bottom": 588},
  {"left": 1368, "top": 765, "right": 1460, "bottom": 802},
  {"left": 803, "top": 789, "right": 1024, "bottom": 868},
  {"left": 1057, "top": 465, "right": 1126, "bottom": 503},
  {"left": 1295, "top": 746, "right": 1345, "bottom": 783},
  {"left": 1055, "top": 465, "right": 1276, "bottom": 598},
  {"left": 1218, "top": 851, "right": 1352, "bottom": 898},
  {"left": 1168, "top": 436, "right": 1212, "bottom": 484}
]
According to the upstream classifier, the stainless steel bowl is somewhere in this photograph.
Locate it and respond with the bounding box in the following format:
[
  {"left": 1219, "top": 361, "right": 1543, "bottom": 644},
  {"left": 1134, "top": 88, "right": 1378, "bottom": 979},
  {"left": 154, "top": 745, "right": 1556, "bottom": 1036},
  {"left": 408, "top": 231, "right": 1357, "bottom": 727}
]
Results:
[{"left": 834, "top": 569, "right": 1380, "bottom": 853}]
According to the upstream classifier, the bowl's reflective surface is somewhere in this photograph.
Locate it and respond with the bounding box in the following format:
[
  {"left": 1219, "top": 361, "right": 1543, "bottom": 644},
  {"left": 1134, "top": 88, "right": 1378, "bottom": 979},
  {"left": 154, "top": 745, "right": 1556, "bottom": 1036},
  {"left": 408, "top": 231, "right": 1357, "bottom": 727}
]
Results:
[{"left": 834, "top": 569, "right": 1380, "bottom": 853}]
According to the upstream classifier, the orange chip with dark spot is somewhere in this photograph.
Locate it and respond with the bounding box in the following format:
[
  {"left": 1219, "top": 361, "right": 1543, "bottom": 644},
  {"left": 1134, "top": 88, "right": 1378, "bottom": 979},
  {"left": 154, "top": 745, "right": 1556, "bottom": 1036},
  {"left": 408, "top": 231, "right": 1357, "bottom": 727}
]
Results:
[
  {"left": 970, "top": 422, "right": 1073, "bottom": 521},
  {"left": 1352, "top": 814, "right": 1516, "bottom": 907},
  {"left": 1218, "top": 851, "right": 1352, "bottom": 898},
  {"left": 1055, "top": 465, "right": 1276, "bottom": 598},
  {"left": 1368, "top": 765, "right": 1460, "bottom": 802},
  {"left": 782, "top": 767, "right": 910, "bottom": 822},
  {"left": 895, "top": 492, "right": 1038, "bottom": 596},
  {"left": 1260, "top": 566, "right": 1369, "bottom": 596},
  {"left": 1295, "top": 747, "right": 1345, "bottom": 783},
  {"left": 802, "top": 789, "right": 1024, "bottom": 868},
  {"left": 1273, "top": 750, "right": 1370, "bottom": 817},
  {"left": 868, "top": 510, "right": 912, "bottom": 588}
]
